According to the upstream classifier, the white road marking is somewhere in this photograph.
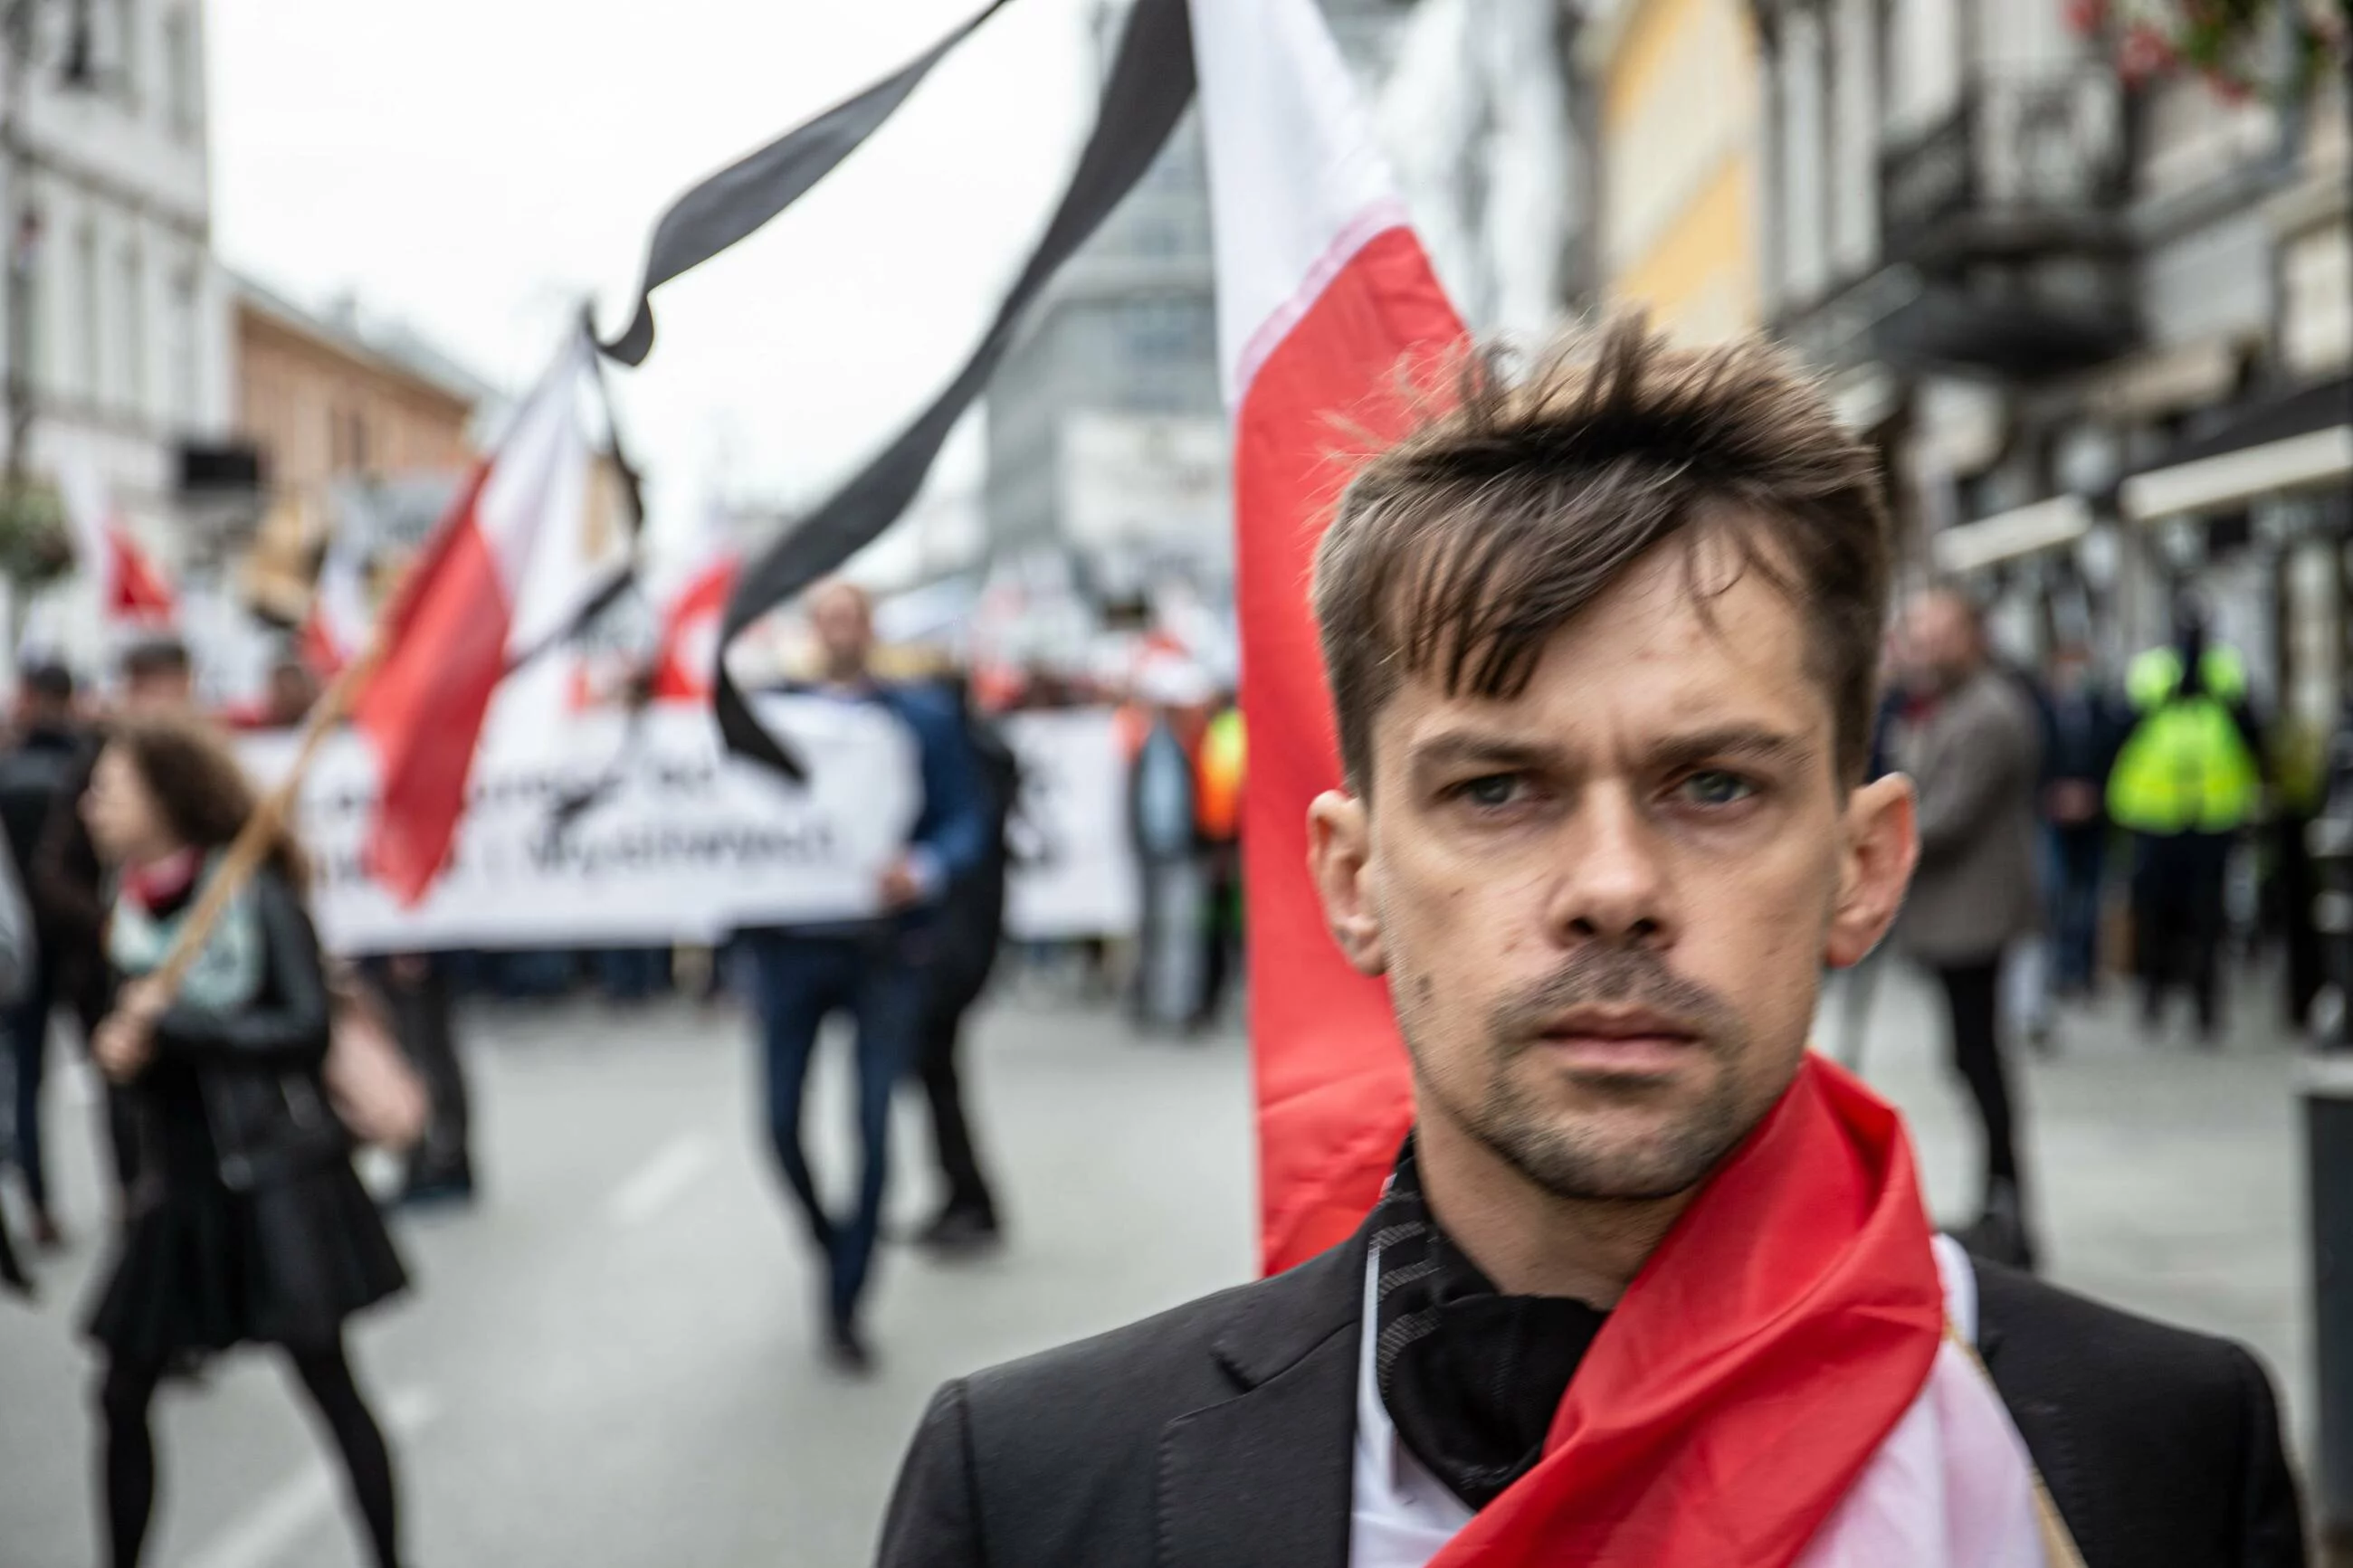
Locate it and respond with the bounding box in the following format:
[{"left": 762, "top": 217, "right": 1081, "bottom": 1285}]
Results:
[
  {"left": 176, "top": 1387, "right": 439, "bottom": 1568},
  {"left": 605, "top": 1132, "right": 718, "bottom": 1228}
]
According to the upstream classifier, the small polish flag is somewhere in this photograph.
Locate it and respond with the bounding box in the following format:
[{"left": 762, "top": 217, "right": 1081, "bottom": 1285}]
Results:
[
  {"left": 300, "top": 517, "right": 374, "bottom": 679},
  {"left": 649, "top": 555, "right": 737, "bottom": 704},
  {"left": 351, "top": 331, "right": 612, "bottom": 904},
  {"left": 1191, "top": 0, "right": 1467, "bottom": 1276},
  {"left": 648, "top": 501, "right": 738, "bottom": 705},
  {"left": 58, "top": 462, "right": 178, "bottom": 624}
]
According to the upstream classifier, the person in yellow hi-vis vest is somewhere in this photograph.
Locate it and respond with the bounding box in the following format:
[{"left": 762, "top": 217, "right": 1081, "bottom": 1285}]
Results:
[
  {"left": 1193, "top": 700, "right": 1247, "bottom": 1031},
  {"left": 2108, "top": 615, "right": 2264, "bottom": 1044}
]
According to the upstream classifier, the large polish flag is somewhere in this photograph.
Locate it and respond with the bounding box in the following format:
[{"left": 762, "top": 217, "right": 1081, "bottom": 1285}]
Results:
[
  {"left": 1187, "top": 19, "right": 2060, "bottom": 1568},
  {"left": 352, "top": 332, "right": 605, "bottom": 904},
  {"left": 1190, "top": 0, "right": 1468, "bottom": 1274},
  {"left": 59, "top": 461, "right": 178, "bottom": 624}
]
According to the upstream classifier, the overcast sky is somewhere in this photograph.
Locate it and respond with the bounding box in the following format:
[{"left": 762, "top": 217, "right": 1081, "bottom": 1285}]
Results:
[{"left": 209, "top": 0, "right": 1102, "bottom": 556}]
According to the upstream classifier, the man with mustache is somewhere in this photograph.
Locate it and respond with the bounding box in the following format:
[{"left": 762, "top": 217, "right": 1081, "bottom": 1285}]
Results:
[{"left": 877, "top": 321, "right": 2302, "bottom": 1566}]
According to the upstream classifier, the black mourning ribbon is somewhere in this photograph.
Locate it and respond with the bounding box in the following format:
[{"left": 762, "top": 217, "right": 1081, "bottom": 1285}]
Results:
[
  {"left": 588, "top": 0, "right": 1198, "bottom": 782},
  {"left": 595, "top": 1, "right": 1016, "bottom": 370},
  {"left": 1371, "top": 1140, "right": 1609, "bottom": 1512}
]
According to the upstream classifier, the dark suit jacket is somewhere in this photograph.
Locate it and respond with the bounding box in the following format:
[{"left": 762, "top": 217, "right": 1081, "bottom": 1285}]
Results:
[{"left": 878, "top": 1219, "right": 2304, "bottom": 1567}]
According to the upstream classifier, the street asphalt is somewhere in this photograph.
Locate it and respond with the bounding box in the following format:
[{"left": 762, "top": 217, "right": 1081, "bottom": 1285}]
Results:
[{"left": 0, "top": 951, "right": 2313, "bottom": 1565}]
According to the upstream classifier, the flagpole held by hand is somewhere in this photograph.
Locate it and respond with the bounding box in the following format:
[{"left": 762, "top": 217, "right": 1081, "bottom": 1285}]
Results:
[
  {"left": 139, "top": 321, "right": 608, "bottom": 1001},
  {"left": 143, "top": 631, "right": 389, "bottom": 1003}
]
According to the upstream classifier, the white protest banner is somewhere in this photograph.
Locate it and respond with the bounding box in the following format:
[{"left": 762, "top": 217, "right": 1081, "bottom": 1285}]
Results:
[
  {"left": 242, "top": 693, "right": 1148, "bottom": 954},
  {"left": 1002, "top": 708, "right": 1140, "bottom": 939},
  {"left": 243, "top": 691, "right": 917, "bottom": 955}
]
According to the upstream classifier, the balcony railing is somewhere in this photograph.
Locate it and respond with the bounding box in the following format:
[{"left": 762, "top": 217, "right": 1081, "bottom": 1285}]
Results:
[{"left": 1881, "top": 68, "right": 2129, "bottom": 263}]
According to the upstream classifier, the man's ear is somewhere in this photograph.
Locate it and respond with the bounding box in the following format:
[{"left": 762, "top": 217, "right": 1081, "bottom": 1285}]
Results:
[
  {"left": 1826, "top": 774, "right": 1917, "bottom": 970},
  {"left": 1308, "top": 789, "right": 1386, "bottom": 976}
]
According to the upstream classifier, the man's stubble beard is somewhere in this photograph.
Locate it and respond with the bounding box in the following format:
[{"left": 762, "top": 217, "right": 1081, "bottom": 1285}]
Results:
[{"left": 1415, "top": 946, "right": 1763, "bottom": 1204}]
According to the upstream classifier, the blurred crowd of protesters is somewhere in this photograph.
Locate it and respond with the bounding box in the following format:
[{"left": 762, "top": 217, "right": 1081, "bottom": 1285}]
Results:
[
  {"left": 1853, "top": 585, "right": 2285, "bottom": 1273},
  {"left": 1, "top": 639, "right": 475, "bottom": 1259},
  {"left": 1, "top": 603, "right": 1253, "bottom": 1397},
  {"left": 0, "top": 645, "right": 411, "bottom": 1565},
  {"left": 10, "top": 572, "right": 2299, "bottom": 1400},
  {"left": 728, "top": 581, "right": 1248, "bottom": 1370}
]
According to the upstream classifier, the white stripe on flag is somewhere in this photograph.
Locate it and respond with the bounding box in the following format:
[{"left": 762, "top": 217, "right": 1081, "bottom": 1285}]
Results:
[{"left": 1190, "top": 0, "right": 1408, "bottom": 404}]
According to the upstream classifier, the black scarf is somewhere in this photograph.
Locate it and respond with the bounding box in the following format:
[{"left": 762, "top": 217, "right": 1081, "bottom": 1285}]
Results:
[{"left": 1370, "top": 1140, "right": 1609, "bottom": 1511}]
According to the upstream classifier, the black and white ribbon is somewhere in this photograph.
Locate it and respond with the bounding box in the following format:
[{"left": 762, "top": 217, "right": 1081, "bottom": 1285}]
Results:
[{"left": 593, "top": 0, "right": 1196, "bottom": 779}]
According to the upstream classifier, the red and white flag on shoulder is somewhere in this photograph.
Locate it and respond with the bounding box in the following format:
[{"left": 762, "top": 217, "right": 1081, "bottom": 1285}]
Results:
[
  {"left": 58, "top": 461, "right": 178, "bottom": 625},
  {"left": 351, "top": 330, "right": 616, "bottom": 904},
  {"left": 1190, "top": 0, "right": 1466, "bottom": 1277}
]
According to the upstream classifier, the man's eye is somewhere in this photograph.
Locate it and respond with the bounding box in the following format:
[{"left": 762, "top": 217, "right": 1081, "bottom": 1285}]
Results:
[
  {"left": 1678, "top": 770, "right": 1757, "bottom": 808},
  {"left": 1453, "top": 774, "right": 1523, "bottom": 809}
]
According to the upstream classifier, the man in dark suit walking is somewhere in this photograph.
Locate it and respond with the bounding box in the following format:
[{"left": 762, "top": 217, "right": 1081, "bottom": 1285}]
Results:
[
  {"left": 741, "top": 581, "right": 988, "bottom": 1373},
  {"left": 876, "top": 320, "right": 2301, "bottom": 1567}
]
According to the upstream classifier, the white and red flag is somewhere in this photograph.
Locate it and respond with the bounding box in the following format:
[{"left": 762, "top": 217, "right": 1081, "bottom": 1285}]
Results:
[
  {"left": 350, "top": 332, "right": 614, "bottom": 904},
  {"left": 1187, "top": 5, "right": 2055, "bottom": 1566},
  {"left": 1190, "top": 0, "right": 1465, "bottom": 1278},
  {"left": 58, "top": 461, "right": 177, "bottom": 625},
  {"left": 300, "top": 513, "right": 374, "bottom": 679}
]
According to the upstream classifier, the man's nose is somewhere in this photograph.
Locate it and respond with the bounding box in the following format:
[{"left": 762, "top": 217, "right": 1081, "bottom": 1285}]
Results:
[{"left": 1544, "top": 784, "right": 1670, "bottom": 947}]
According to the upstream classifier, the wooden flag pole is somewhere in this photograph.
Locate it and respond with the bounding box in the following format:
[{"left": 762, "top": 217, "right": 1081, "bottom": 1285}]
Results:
[
  {"left": 138, "top": 322, "right": 594, "bottom": 1008},
  {"left": 142, "top": 625, "right": 391, "bottom": 1003}
]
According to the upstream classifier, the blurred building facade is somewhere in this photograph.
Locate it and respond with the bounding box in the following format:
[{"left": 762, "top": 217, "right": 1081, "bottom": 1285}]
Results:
[
  {"left": 1752, "top": 0, "right": 2351, "bottom": 754},
  {"left": 232, "top": 276, "right": 494, "bottom": 623},
  {"left": 1377, "top": 0, "right": 1592, "bottom": 337},
  {"left": 1, "top": 0, "right": 238, "bottom": 665},
  {"left": 981, "top": 0, "right": 1586, "bottom": 660},
  {"left": 981, "top": 96, "right": 1224, "bottom": 606},
  {"left": 1585, "top": 0, "right": 1768, "bottom": 344}
]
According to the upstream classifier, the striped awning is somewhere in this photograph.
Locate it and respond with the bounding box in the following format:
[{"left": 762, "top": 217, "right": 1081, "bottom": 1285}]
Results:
[
  {"left": 2120, "top": 374, "right": 2353, "bottom": 522},
  {"left": 1932, "top": 495, "right": 2094, "bottom": 574}
]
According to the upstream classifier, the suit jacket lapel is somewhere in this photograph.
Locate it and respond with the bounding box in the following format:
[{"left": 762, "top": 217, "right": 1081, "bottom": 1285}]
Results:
[
  {"left": 1157, "top": 1224, "right": 1369, "bottom": 1568},
  {"left": 1976, "top": 1273, "right": 2101, "bottom": 1564}
]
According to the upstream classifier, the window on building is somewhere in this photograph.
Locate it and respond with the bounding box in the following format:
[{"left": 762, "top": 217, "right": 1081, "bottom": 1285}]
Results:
[
  {"left": 113, "top": 0, "right": 138, "bottom": 106},
  {"left": 15, "top": 208, "right": 46, "bottom": 397},
  {"left": 1828, "top": 0, "right": 1880, "bottom": 277},
  {"left": 118, "top": 243, "right": 144, "bottom": 414},
  {"left": 1123, "top": 297, "right": 1205, "bottom": 368},
  {"left": 73, "top": 222, "right": 100, "bottom": 403},
  {"left": 327, "top": 404, "right": 371, "bottom": 474},
  {"left": 1119, "top": 298, "right": 1211, "bottom": 413},
  {"left": 166, "top": 264, "right": 197, "bottom": 422},
  {"left": 1881, "top": 0, "right": 1962, "bottom": 139},
  {"left": 161, "top": 7, "right": 197, "bottom": 140},
  {"left": 1778, "top": 10, "right": 1830, "bottom": 304},
  {"left": 1131, "top": 212, "right": 1184, "bottom": 259}
]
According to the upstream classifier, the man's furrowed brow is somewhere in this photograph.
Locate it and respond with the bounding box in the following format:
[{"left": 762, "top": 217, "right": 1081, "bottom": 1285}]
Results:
[
  {"left": 1406, "top": 730, "right": 1568, "bottom": 776},
  {"left": 1645, "top": 726, "right": 1816, "bottom": 773}
]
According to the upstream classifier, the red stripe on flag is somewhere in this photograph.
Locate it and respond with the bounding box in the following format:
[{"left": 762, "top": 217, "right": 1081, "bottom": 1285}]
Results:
[
  {"left": 352, "top": 467, "right": 508, "bottom": 906},
  {"left": 108, "top": 528, "right": 177, "bottom": 621},
  {"left": 650, "top": 557, "right": 738, "bottom": 703},
  {"left": 1235, "top": 225, "right": 1465, "bottom": 1275}
]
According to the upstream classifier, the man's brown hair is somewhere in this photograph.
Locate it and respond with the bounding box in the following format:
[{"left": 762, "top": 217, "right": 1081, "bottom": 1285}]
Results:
[{"left": 1311, "top": 315, "right": 1891, "bottom": 792}]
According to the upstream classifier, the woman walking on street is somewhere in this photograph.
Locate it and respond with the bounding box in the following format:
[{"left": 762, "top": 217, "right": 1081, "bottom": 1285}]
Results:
[{"left": 81, "top": 717, "right": 408, "bottom": 1568}]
